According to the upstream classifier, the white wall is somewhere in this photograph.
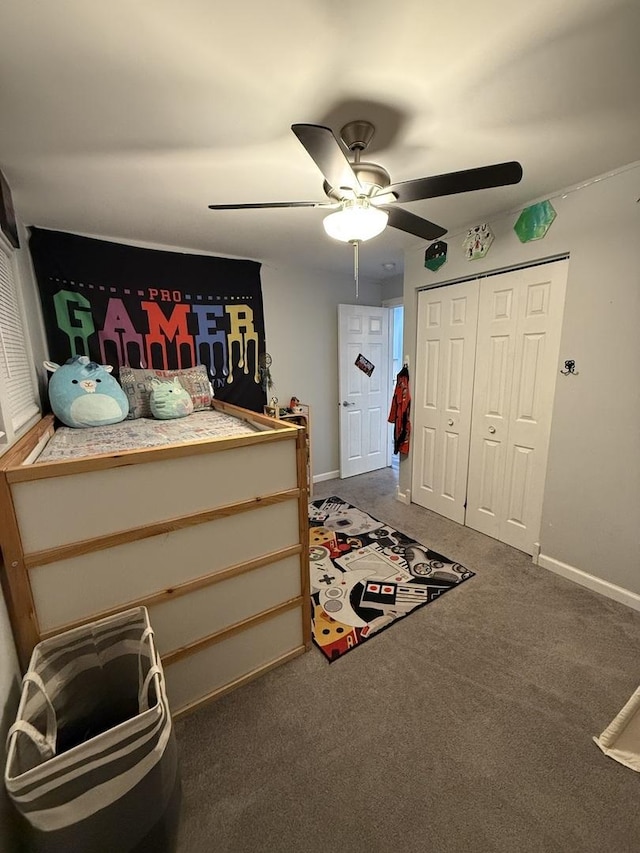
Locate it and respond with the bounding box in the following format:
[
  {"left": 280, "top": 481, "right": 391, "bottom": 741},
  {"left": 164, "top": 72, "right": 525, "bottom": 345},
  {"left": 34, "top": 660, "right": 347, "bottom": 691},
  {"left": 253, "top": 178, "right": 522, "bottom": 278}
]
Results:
[
  {"left": 381, "top": 273, "right": 404, "bottom": 302},
  {"left": 403, "top": 162, "right": 640, "bottom": 598},
  {"left": 262, "top": 263, "right": 381, "bottom": 478}
]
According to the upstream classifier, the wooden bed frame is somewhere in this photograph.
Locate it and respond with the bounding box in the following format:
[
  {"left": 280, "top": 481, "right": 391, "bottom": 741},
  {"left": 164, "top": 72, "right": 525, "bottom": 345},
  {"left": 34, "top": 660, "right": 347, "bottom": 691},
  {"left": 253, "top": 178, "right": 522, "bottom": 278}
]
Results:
[{"left": 0, "top": 400, "right": 311, "bottom": 718}]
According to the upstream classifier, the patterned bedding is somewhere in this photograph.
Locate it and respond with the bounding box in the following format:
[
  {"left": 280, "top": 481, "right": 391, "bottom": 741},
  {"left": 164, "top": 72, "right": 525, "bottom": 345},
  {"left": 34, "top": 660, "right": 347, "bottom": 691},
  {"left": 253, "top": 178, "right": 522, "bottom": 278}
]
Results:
[{"left": 37, "top": 409, "right": 260, "bottom": 462}]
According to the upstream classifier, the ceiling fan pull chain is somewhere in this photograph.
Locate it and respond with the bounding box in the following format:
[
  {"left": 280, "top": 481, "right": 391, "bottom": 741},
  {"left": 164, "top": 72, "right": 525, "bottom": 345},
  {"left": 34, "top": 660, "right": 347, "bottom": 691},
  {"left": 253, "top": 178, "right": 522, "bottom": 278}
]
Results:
[{"left": 352, "top": 239, "right": 359, "bottom": 300}]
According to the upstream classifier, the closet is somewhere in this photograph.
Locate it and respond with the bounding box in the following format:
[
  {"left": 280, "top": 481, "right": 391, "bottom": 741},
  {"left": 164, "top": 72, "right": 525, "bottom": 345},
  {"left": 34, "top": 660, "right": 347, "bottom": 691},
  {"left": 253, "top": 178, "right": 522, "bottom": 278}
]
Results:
[{"left": 411, "top": 259, "right": 568, "bottom": 555}]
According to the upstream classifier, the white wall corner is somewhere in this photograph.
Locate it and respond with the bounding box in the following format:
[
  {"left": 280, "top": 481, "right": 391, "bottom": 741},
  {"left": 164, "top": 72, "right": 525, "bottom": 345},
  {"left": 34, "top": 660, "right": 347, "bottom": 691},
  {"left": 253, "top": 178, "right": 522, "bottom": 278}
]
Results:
[
  {"left": 395, "top": 485, "right": 411, "bottom": 505},
  {"left": 538, "top": 553, "right": 640, "bottom": 613}
]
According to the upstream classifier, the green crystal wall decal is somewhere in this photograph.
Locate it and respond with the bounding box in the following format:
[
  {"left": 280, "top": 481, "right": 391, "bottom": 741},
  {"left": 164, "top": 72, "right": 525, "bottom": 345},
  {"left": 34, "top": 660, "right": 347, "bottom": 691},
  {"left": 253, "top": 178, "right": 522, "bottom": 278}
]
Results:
[
  {"left": 424, "top": 240, "right": 448, "bottom": 271},
  {"left": 463, "top": 223, "right": 494, "bottom": 260},
  {"left": 514, "top": 200, "right": 557, "bottom": 242}
]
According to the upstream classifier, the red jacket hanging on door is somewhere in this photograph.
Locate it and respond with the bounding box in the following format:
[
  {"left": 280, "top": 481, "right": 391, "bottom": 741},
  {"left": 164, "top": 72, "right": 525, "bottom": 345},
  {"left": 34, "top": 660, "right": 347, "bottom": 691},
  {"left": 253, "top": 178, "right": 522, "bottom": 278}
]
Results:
[{"left": 388, "top": 366, "right": 411, "bottom": 455}]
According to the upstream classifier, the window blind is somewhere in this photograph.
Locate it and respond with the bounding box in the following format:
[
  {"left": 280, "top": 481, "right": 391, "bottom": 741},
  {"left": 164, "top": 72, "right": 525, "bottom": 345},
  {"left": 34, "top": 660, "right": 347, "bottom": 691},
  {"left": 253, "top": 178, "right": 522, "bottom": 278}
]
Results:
[{"left": 0, "top": 246, "right": 40, "bottom": 433}]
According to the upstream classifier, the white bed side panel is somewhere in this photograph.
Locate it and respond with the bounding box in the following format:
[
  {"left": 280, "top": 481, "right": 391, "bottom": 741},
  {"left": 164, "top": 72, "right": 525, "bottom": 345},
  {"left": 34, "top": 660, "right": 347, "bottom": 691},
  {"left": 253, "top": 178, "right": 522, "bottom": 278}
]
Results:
[
  {"left": 14, "top": 439, "right": 298, "bottom": 553},
  {"left": 149, "top": 554, "right": 302, "bottom": 655},
  {"left": 163, "top": 607, "right": 303, "bottom": 713},
  {"left": 31, "top": 500, "right": 300, "bottom": 631}
]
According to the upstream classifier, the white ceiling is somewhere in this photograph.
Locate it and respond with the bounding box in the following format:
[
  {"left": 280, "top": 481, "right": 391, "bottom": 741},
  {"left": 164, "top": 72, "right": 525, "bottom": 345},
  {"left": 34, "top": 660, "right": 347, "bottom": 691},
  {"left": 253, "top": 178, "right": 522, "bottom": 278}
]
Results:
[{"left": 1, "top": 0, "right": 639, "bottom": 283}]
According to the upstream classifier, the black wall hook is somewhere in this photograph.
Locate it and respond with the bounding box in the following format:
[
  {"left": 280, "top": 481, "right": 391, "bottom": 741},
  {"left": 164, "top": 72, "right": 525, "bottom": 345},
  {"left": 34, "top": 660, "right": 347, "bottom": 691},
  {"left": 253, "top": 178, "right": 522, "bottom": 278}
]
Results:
[{"left": 560, "top": 359, "right": 579, "bottom": 376}]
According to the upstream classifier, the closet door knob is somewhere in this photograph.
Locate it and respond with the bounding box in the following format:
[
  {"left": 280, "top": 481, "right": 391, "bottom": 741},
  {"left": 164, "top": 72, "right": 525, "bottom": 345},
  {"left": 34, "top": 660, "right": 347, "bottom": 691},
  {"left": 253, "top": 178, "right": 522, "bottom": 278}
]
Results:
[
  {"left": 342, "top": 401, "right": 355, "bottom": 407},
  {"left": 488, "top": 426, "right": 496, "bottom": 434},
  {"left": 447, "top": 419, "right": 454, "bottom": 426}
]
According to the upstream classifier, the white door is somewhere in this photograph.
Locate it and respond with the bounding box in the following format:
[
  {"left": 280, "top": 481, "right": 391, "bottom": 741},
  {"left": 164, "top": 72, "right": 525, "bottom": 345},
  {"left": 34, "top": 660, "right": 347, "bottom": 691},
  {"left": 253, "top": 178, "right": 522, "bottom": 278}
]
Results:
[
  {"left": 465, "top": 260, "right": 568, "bottom": 554},
  {"left": 411, "top": 281, "right": 480, "bottom": 523},
  {"left": 338, "top": 304, "right": 390, "bottom": 478}
]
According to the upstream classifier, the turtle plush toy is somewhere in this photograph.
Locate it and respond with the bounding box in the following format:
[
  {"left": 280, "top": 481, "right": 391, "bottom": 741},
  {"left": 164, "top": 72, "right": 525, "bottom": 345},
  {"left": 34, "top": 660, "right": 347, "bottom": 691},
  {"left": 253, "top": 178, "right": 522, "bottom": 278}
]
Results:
[{"left": 149, "top": 377, "right": 194, "bottom": 419}]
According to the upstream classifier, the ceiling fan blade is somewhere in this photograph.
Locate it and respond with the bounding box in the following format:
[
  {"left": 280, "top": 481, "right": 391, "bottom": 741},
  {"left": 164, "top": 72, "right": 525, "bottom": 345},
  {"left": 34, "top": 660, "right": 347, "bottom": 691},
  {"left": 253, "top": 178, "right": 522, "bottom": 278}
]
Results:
[
  {"left": 291, "top": 123, "right": 363, "bottom": 196},
  {"left": 381, "top": 206, "right": 447, "bottom": 240},
  {"left": 208, "top": 201, "right": 333, "bottom": 210},
  {"left": 387, "top": 161, "right": 523, "bottom": 203}
]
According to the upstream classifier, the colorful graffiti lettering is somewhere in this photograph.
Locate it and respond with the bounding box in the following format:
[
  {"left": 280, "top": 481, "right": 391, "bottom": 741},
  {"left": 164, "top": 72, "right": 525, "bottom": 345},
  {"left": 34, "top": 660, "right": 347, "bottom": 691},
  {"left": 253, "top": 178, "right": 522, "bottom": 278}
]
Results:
[{"left": 52, "top": 288, "right": 259, "bottom": 386}]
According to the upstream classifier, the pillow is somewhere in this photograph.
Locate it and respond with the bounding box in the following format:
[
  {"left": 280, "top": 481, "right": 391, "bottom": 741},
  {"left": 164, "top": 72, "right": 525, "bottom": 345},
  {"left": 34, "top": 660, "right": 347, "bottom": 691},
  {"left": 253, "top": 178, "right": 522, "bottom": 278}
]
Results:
[
  {"left": 119, "top": 365, "right": 213, "bottom": 419},
  {"left": 149, "top": 378, "right": 194, "bottom": 419},
  {"left": 44, "top": 356, "right": 129, "bottom": 428}
]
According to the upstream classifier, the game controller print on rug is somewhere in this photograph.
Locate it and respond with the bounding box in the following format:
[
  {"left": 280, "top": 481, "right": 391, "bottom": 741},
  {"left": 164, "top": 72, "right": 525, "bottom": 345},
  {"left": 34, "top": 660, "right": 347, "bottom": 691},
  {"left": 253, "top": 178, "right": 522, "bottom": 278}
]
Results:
[{"left": 309, "top": 496, "right": 475, "bottom": 662}]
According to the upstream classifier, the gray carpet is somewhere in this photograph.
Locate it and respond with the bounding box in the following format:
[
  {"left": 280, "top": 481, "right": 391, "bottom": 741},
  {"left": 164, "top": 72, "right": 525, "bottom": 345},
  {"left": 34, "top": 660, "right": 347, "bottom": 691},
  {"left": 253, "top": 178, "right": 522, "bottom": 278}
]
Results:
[{"left": 175, "top": 468, "right": 640, "bottom": 853}]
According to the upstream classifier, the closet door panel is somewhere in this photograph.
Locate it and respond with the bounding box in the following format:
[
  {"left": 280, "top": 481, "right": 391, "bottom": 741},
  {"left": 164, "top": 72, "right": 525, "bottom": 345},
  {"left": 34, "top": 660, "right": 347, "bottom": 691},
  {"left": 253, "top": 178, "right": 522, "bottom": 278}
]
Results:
[
  {"left": 499, "top": 264, "right": 567, "bottom": 552},
  {"left": 466, "top": 282, "right": 518, "bottom": 539},
  {"left": 466, "top": 261, "right": 568, "bottom": 553},
  {"left": 412, "top": 281, "right": 479, "bottom": 523}
]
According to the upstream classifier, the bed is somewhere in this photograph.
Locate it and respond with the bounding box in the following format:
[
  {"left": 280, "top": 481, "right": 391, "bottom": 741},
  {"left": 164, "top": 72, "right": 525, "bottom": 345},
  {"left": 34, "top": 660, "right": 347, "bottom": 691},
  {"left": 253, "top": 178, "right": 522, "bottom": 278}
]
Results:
[{"left": 0, "top": 399, "right": 311, "bottom": 717}]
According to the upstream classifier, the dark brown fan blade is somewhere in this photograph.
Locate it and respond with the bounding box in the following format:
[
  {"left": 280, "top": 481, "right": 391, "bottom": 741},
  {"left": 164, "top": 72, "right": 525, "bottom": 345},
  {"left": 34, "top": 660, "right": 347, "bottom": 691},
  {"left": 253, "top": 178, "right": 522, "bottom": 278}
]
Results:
[
  {"left": 387, "top": 161, "right": 523, "bottom": 203},
  {"left": 291, "top": 124, "right": 362, "bottom": 195},
  {"left": 208, "top": 201, "right": 330, "bottom": 210},
  {"left": 381, "top": 206, "right": 447, "bottom": 240}
]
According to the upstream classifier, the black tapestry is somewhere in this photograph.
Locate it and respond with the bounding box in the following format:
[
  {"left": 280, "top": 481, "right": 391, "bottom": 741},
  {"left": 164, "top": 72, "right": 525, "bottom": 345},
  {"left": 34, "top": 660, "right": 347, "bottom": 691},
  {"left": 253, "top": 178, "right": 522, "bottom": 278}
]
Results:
[{"left": 29, "top": 228, "right": 266, "bottom": 411}]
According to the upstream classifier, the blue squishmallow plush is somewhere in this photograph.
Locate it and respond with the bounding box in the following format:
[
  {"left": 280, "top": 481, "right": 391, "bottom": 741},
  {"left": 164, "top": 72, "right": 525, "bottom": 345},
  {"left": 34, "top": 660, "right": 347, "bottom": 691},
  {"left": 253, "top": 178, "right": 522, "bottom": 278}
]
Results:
[
  {"left": 149, "top": 377, "right": 194, "bottom": 419},
  {"left": 44, "top": 356, "right": 129, "bottom": 428}
]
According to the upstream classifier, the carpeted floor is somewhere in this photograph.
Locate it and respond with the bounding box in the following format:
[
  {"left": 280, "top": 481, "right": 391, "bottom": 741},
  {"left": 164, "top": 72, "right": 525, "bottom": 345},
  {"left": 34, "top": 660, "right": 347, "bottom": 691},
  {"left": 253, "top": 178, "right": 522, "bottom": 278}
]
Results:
[{"left": 175, "top": 468, "right": 640, "bottom": 853}]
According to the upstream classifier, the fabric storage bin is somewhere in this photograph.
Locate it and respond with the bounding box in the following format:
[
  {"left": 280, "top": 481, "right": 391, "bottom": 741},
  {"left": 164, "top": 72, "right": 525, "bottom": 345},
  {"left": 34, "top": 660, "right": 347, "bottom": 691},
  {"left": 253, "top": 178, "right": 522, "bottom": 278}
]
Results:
[{"left": 4, "top": 606, "right": 180, "bottom": 853}]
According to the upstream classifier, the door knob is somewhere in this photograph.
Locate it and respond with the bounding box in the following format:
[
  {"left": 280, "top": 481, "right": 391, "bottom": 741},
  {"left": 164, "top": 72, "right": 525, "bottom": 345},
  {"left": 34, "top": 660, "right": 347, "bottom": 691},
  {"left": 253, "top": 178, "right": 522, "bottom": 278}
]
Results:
[
  {"left": 342, "top": 401, "right": 355, "bottom": 407},
  {"left": 488, "top": 426, "right": 496, "bottom": 434},
  {"left": 447, "top": 419, "right": 454, "bottom": 426}
]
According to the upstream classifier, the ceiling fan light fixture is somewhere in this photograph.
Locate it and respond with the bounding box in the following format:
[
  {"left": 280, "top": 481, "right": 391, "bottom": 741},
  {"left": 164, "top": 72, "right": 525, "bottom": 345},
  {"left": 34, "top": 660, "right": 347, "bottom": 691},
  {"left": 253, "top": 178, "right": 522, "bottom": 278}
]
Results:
[{"left": 323, "top": 199, "right": 389, "bottom": 243}]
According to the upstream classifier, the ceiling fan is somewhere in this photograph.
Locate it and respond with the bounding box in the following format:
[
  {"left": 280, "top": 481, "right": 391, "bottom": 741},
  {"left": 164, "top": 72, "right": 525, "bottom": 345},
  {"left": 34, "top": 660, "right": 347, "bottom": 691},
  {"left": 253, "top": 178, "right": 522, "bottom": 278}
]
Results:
[{"left": 208, "top": 120, "right": 524, "bottom": 245}]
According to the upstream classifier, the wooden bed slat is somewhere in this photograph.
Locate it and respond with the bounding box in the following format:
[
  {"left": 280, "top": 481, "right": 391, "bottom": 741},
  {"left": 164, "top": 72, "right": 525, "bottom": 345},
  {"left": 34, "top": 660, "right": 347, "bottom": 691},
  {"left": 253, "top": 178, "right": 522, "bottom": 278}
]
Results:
[
  {"left": 161, "top": 596, "right": 303, "bottom": 666},
  {"left": 171, "top": 646, "right": 307, "bottom": 721},
  {"left": 24, "top": 489, "right": 301, "bottom": 569},
  {"left": 37, "top": 544, "right": 303, "bottom": 640}
]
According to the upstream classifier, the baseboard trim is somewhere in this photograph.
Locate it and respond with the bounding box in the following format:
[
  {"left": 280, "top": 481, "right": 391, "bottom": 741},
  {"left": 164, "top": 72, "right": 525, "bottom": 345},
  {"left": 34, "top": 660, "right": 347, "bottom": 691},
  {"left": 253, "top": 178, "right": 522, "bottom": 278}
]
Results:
[
  {"left": 395, "top": 486, "right": 411, "bottom": 505},
  {"left": 538, "top": 554, "right": 640, "bottom": 613},
  {"left": 313, "top": 470, "right": 339, "bottom": 484}
]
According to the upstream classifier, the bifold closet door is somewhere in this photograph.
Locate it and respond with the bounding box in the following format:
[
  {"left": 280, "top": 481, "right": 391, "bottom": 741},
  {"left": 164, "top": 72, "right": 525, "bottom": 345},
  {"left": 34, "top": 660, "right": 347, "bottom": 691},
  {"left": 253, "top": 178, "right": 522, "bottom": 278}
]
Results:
[
  {"left": 465, "top": 260, "right": 568, "bottom": 554},
  {"left": 411, "top": 281, "right": 479, "bottom": 523}
]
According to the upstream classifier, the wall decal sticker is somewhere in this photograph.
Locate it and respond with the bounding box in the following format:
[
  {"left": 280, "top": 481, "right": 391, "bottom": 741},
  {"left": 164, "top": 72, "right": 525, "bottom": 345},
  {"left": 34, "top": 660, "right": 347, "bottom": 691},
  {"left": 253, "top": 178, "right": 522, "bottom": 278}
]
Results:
[
  {"left": 463, "top": 223, "right": 494, "bottom": 260},
  {"left": 424, "top": 240, "right": 448, "bottom": 272},
  {"left": 514, "top": 200, "right": 557, "bottom": 242},
  {"left": 355, "top": 353, "right": 375, "bottom": 376}
]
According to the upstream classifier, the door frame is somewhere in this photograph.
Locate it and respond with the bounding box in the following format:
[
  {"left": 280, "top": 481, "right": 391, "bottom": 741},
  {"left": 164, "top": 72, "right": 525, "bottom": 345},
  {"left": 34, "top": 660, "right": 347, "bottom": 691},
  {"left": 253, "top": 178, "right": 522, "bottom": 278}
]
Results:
[
  {"left": 338, "top": 303, "right": 391, "bottom": 478},
  {"left": 383, "top": 296, "right": 404, "bottom": 468}
]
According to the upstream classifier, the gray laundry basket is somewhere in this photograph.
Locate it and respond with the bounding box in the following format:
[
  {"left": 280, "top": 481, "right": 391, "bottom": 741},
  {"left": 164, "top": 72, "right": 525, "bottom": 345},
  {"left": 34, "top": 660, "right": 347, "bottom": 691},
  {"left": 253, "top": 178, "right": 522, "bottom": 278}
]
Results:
[{"left": 4, "top": 607, "right": 180, "bottom": 853}]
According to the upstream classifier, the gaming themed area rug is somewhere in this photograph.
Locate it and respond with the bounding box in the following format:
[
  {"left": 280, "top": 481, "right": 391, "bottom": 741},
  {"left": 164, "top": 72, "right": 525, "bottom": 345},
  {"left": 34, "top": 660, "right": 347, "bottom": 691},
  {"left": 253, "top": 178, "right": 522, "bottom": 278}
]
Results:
[{"left": 309, "top": 496, "right": 475, "bottom": 662}]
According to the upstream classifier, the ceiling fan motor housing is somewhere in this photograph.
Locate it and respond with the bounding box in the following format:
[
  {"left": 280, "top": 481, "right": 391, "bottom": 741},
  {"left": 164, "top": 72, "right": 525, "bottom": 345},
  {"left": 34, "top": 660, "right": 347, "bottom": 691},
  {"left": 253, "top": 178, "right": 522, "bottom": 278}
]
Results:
[
  {"left": 321, "top": 121, "right": 391, "bottom": 200},
  {"left": 340, "top": 120, "right": 376, "bottom": 152},
  {"left": 323, "top": 161, "right": 391, "bottom": 200}
]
